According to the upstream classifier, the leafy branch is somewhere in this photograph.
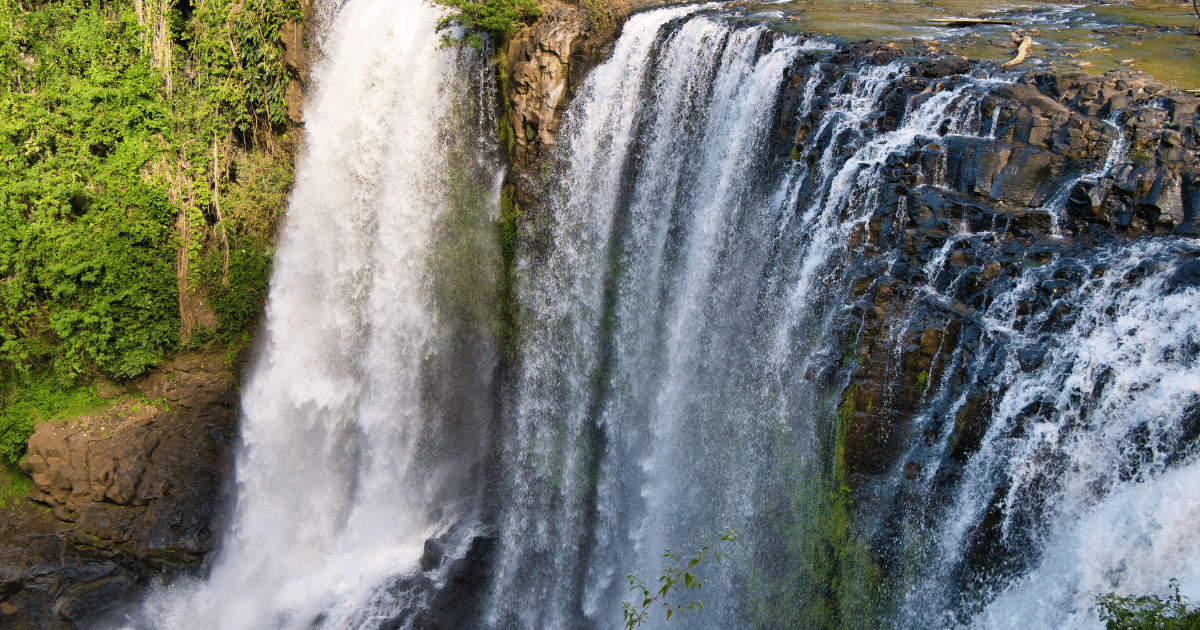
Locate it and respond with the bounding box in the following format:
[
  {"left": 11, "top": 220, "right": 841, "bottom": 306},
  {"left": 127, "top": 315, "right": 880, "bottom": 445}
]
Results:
[
  {"left": 621, "top": 528, "right": 738, "bottom": 630},
  {"left": 1097, "top": 579, "right": 1200, "bottom": 630}
]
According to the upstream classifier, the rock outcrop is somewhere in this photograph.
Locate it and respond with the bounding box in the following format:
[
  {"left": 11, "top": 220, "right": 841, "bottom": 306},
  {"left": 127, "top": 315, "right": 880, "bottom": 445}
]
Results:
[
  {"left": 499, "top": 21, "right": 1199, "bottom": 610},
  {"left": 502, "top": 0, "right": 707, "bottom": 207},
  {"left": 502, "top": 0, "right": 625, "bottom": 206},
  {"left": 811, "top": 66, "right": 1199, "bottom": 485},
  {"left": 1, "top": 348, "right": 241, "bottom": 629}
]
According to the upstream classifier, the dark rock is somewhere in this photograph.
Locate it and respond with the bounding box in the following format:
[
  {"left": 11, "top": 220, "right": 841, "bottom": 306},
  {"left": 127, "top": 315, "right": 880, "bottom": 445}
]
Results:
[
  {"left": 416, "top": 536, "right": 498, "bottom": 630},
  {"left": 990, "top": 145, "right": 1054, "bottom": 206},
  {"left": 1165, "top": 258, "right": 1200, "bottom": 292},
  {"left": 420, "top": 538, "right": 445, "bottom": 573},
  {"left": 51, "top": 575, "right": 140, "bottom": 626},
  {"left": 1017, "top": 344, "right": 1047, "bottom": 372},
  {"left": 997, "top": 82, "right": 1068, "bottom": 118},
  {"left": 915, "top": 56, "right": 970, "bottom": 79},
  {"left": 1177, "top": 171, "right": 1200, "bottom": 235}
]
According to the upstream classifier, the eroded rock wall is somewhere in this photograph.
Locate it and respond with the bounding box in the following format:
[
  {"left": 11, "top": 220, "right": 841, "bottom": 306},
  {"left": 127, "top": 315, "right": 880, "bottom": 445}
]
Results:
[
  {"left": 817, "top": 67, "right": 1200, "bottom": 485},
  {"left": 1, "top": 348, "right": 243, "bottom": 628}
]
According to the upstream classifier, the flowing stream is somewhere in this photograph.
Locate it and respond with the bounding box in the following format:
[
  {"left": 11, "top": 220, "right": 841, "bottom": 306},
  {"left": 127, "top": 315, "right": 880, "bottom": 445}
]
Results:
[{"left": 127, "top": 4, "right": 1198, "bottom": 630}]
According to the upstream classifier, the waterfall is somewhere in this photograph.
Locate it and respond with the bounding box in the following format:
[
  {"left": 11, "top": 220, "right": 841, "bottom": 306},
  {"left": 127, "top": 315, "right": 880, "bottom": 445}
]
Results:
[
  {"left": 126, "top": 0, "right": 500, "bottom": 627},
  {"left": 912, "top": 240, "right": 1200, "bottom": 628},
  {"left": 488, "top": 7, "right": 1200, "bottom": 630},
  {"left": 116, "top": 4, "right": 1199, "bottom": 630}
]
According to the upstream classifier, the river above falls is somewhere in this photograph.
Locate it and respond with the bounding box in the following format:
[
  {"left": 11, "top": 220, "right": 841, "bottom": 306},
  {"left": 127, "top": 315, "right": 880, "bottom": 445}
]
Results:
[{"left": 715, "top": 0, "right": 1200, "bottom": 87}]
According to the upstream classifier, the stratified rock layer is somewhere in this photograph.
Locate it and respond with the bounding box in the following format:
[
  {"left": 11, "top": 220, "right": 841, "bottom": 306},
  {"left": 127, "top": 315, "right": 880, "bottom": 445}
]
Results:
[{"left": 1, "top": 348, "right": 240, "bottom": 629}]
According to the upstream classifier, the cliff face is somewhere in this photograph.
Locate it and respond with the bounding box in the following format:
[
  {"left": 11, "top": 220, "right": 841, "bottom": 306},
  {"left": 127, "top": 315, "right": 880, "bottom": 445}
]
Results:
[
  {"left": 3, "top": 4, "right": 1197, "bottom": 627},
  {"left": 500, "top": 0, "right": 621, "bottom": 207},
  {"left": 0, "top": 347, "right": 248, "bottom": 628},
  {"left": 501, "top": 0, "right": 705, "bottom": 207},
  {"left": 799, "top": 65, "right": 1199, "bottom": 481}
]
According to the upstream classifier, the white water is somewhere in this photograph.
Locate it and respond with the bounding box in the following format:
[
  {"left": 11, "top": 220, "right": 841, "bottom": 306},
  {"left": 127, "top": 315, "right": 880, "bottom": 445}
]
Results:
[
  {"left": 1039, "top": 112, "right": 1129, "bottom": 237},
  {"left": 110, "top": 6, "right": 1200, "bottom": 630},
  {"left": 486, "top": 9, "right": 1055, "bottom": 630},
  {"left": 487, "top": 8, "right": 1200, "bottom": 630},
  {"left": 127, "top": 0, "right": 495, "bottom": 628},
  {"left": 904, "top": 240, "right": 1200, "bottom": 629}
]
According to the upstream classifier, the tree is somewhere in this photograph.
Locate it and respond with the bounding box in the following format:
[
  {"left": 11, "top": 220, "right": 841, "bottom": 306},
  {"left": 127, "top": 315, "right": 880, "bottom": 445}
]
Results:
[{"left": 433, "top": 0, "right": 541, "bottom": 49}]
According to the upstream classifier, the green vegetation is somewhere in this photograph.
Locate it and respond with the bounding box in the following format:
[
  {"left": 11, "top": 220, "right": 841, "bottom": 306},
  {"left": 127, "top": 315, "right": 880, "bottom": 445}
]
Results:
[
  {"left": 622, "top": 529, "right": 739, "bottom": 629},
  {"left": 580, "top": 0, "right": 609, "bottom": 31},
  {"left": 197, "top": 236, "right": 273, "bottom": 344},
  {"left": 0, "top": 369, "right": 106, "bottom": 507},
  {"left": 0, "top": 370, "right": 104, "bottom": 464},
  {"left": 434, "top": 0, "right": 541, "bottom": 49},
  {"left": 0, "top": 465, "right": 31, "bottom": 507},
  {"left": 1098, "top": 580, "right": 1200, "bottom": 630},
  {"left": 497, "top": 184, "right": 521, "bottom": 356},
  {"left": 749, "top": 382, "right": 889, "bottom": 630},
  {"left": 0, "top": 0, "right": 299, "bottom": 482}
]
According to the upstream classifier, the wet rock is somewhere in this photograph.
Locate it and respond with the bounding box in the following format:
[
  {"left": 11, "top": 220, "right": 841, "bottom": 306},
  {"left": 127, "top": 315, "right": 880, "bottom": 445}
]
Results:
[
  {"left": 20, "top": 395, "right": 233, "bottom": 565},
  {"left": 1165, "top": 258, "right": 1200, "bottom": 292},
  {"left": 51, "top": 575, "right": 139, "bottom": 627},
  {"left": 986, "top": 144, "right": 1055, "bottom": 206},
  {"left": 416, "top": 536, "right": 498, "bottom": 630},
  {"left": 1176, "top": 172, "right": 1200, "bottom": 235},
  {"left": 915, "top": 56, "right": 970, "bottom": 79},
  {"left": 420, "top": 538, "right": 446, "bottom": 573}
]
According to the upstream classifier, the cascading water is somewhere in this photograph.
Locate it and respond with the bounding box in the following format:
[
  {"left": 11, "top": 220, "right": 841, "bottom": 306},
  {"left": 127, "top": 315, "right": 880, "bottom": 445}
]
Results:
[
  {"left": 113, "top": 4, "right": 1199, "bottom": 630},
  {"left": 899, "top": 239, "right": 1200, "bottom": 629},
  {"left": 486, "top": 6, "right": 1199, "bottom": 630},
  {"left": 124, "top": 0, "right": 500, "bottom": 627}
]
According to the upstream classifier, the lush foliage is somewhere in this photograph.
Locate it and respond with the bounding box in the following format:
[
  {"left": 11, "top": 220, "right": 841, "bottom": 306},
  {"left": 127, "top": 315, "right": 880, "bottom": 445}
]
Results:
[
  {"left": 0, "top": 369, "right": 103, "bottom": 464},
  {"left": 1098, "top": 580, "right": 1200, "bottom": 630},
  {"left": 434, "top": 0, "right": 541, "bottom": 49},
  {"left": 0, "top": 463, "right": 32, "bottom": 507},
  {"left": 0, "top": 0, "right": 179, "bottom": 380},
  {"left": 0, "top": 0, "right": 297, "bottom": 467},
  {"left": 198, "top": 236, "right": 272, "bottom": 343},
  {"left": 621, "top": 529, "right": 738, "bottom": 630}
]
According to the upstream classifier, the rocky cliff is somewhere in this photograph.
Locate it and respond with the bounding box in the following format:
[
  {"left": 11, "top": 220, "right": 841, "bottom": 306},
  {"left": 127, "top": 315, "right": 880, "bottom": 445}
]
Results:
[
  {"left": 501, "top": 0, "right": 706, "bottom": 207},
  {"left": 0, "top": 347, "right": 248, "bottom": 628},
  {"left": 494, "top": 15, "right": 1199, "bottom": 623}
]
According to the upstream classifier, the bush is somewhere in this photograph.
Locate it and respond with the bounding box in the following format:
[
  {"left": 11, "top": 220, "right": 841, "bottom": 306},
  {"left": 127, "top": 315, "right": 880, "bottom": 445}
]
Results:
[
  {"left": 622, "top": 529, "right": 738, "bottom": 629},
  {"left": 199, "top": 236, "right": 272, "bottom": 343},
  {"left": 434, "top": 0, "right": 542, "bottom": 48},
  {"left": 1098, "top": 580, "right": 1200, "bottom": 630},
  {"left": 0, "top": 0, "right": 298, "bottom": 379}
]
